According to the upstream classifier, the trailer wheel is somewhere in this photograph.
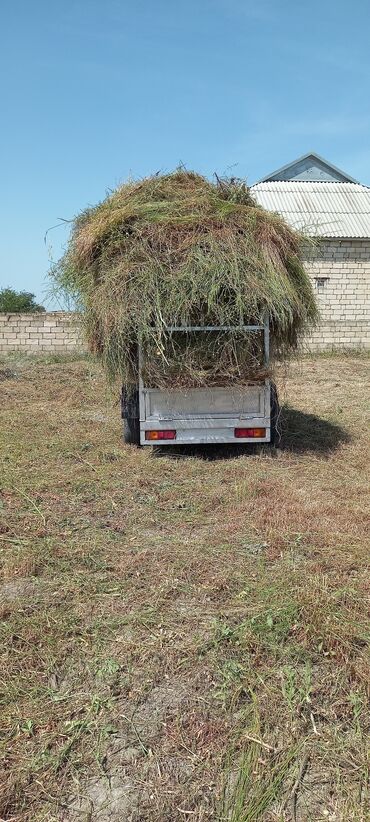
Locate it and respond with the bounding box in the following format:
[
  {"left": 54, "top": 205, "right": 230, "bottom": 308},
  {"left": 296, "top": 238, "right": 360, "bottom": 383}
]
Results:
[
  {"left": 121, "top": 388, "right": 141, "bottom": 447},
  {"left": 270, "top": 382, "right": 281, "bottom": 446},
  {"left": 123, "top": 417, "right": 140, "bottom": 446}
]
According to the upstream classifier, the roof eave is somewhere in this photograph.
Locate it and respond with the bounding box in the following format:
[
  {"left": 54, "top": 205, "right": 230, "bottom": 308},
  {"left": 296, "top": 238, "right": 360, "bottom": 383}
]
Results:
[{"left": 317, "top": 234, "right": 370, "bottom": 240}]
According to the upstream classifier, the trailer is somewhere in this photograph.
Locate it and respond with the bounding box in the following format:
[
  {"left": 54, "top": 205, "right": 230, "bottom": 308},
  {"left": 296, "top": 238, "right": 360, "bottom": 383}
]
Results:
[{"left": 121, "top": 319, "right": 280, "bottom": 447}]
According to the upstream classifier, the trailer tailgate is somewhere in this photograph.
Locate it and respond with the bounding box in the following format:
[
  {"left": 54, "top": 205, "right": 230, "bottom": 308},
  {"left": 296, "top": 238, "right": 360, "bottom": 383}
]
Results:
[{"left": 142, "top": 384, "right": 268, "bottom": 421}]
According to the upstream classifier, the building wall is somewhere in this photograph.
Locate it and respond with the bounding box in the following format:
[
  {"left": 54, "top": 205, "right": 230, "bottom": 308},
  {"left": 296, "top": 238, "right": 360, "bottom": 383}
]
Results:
[
  {"left": 304, "top": 238, "right": 370, "bottom": 351},
  {"left": 0, "top": 312, "right": 86, "bottom": 354}
]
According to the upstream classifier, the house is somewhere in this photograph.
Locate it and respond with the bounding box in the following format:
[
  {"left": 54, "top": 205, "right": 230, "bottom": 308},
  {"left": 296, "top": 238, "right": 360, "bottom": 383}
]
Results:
[{"left": 251, "top": 152, "right": 370, "bottom": 350}]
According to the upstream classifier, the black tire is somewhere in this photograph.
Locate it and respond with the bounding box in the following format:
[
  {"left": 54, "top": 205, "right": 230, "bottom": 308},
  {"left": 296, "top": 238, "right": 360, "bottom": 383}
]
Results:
[
  {"left": 121, "top": 388, "right": 141, "bottom": 446},
  {"left": 123, "top": 417, "right": 140, "bottom": 446},
  {"left": 270, "top": 382, "right": 281, "bottom": 446}
]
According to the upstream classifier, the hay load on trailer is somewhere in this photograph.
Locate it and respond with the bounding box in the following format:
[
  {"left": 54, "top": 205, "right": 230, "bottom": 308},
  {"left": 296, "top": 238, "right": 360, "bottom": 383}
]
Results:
[
  {"left": 52, "top": 170, "right": 318, "bottom": 445},
  {"left": 52, "top": 170, "right": 318, "bottom": 384}
]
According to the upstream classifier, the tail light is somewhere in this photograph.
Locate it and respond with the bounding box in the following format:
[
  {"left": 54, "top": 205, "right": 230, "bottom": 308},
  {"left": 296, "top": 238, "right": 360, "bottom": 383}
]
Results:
[
  {"left": 145, "top": 430, "right": 176, "bottom": 441},
  {"left": 234, "top": 427, "right": 266, "bottom": 438}
]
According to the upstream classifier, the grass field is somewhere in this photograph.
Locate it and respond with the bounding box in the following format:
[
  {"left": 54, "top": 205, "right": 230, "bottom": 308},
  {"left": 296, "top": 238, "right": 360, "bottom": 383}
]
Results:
[{"left": 0, "top": 353, "right": 369, "bottom": 822}]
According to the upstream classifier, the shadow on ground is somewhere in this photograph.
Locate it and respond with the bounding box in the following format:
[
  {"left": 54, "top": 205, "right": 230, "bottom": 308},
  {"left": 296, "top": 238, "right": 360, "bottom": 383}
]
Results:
[
  {"left": 151, "top": 405, "right": 349, "bottom": 461},
  {"left": 279, "top": 406, "right": 349, "bottom": 454}
]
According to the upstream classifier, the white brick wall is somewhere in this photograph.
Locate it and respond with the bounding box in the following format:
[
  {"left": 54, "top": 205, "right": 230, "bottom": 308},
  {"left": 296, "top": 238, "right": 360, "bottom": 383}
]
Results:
[
  {"left": 304, "top": 239, "right": 370, "bottom": 351},
  {"left": 1, "top": 246, "right": 369, "bottom": 356},
  {"left": 0, "top": 312, "right": 86, "bottom": 354}
]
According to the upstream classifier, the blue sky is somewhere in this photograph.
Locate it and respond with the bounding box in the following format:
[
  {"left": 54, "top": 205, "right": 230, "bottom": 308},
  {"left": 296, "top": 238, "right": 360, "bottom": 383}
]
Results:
[{"left": 1, "top": 0, "right": 370, "bottom": 307}]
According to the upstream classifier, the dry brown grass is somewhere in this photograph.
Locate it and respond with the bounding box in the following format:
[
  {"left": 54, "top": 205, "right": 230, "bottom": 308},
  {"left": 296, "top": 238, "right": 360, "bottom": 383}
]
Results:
[
  {"left": 51, "top": 169, "right": 318, "bottom": 387},
  {"left": 0, "top": 352, "right": 369, "bottom": 821}
]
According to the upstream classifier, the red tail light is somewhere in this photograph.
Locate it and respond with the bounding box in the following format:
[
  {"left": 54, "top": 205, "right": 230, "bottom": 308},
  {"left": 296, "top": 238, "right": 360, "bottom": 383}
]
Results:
[
  {"left": 145, "top": 430, "right": 176, "bottom": 441},
  {"left": 234, "top": 427, "right": 266, "bottom": 438}
]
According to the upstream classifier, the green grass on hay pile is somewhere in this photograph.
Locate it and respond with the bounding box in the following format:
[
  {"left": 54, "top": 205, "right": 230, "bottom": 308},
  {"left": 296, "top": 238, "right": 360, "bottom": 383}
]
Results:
[{"left": 51, "top": 170, "right": 318, "bottom": 387}]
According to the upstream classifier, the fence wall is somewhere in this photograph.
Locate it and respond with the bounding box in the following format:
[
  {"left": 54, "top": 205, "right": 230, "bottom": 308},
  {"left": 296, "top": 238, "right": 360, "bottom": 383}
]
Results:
[
  {"left": 0, "top": 312, "right": 86, "bottom": 354},
  {"left": 1, "top": 240, "right": 369, "bottom": 356}
]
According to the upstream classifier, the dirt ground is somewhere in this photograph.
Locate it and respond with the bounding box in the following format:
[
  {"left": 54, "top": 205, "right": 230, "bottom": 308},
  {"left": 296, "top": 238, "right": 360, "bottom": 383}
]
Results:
[{"left": 0, "top": 353, "right": 369, "bottom": 821}]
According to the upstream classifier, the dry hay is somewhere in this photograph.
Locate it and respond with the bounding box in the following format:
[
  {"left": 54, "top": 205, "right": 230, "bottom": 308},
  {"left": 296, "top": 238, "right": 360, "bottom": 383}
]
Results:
[{"left": 51, "top": 170, "right": 318, "bottom": 388}]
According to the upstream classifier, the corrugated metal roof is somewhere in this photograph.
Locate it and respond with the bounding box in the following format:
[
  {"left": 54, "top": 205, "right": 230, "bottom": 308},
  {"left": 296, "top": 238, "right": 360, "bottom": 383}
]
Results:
[{"left": 251, "top": 181, "right": 370, "bottom": 238}]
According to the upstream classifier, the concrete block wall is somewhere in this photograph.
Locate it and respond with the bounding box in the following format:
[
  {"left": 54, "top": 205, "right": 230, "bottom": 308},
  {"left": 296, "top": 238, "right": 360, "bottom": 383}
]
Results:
[
  {"left": 0, "top": 312, "right": 87, "bottom": 354},
  {"left": 304, "top": 239, "right": 370, "bottom": 351},
  {"left": 0, "top": 243, "right": 369, "bottom": 355}
]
